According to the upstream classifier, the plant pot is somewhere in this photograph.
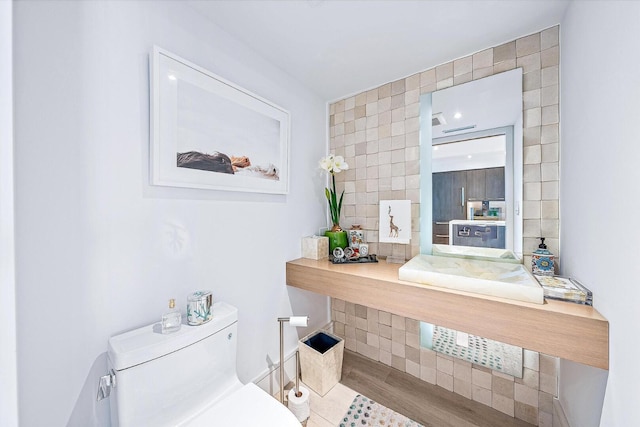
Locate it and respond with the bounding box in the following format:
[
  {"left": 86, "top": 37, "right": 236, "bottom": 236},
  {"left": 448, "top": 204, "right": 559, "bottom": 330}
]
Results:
[{"left": 324, "top": 230, "right": 348, "bottom": 254}]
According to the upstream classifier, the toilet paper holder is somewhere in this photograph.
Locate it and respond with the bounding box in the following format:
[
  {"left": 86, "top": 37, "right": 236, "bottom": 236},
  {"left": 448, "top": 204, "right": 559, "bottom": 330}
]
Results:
[{"left": 277, "top": 316, "right": 309, "bottom": 404}]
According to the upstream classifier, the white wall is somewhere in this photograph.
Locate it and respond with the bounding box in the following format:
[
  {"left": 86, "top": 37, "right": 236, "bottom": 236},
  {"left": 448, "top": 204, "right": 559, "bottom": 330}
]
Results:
[
  {"left": 0, "top": 1, "right": 18, "bottom": 426},
  {"left": 560, "top": 1, "right": 640, "bottom": 426},
  {"left": 13, "top": 1, "right": 328, "bottom": 426}
]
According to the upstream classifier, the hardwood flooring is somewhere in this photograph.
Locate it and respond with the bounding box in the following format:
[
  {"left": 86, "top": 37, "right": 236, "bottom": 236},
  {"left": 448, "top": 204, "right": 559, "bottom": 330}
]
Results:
[{"left": 340, "top": 350, "right": 534, "bottom": 427}]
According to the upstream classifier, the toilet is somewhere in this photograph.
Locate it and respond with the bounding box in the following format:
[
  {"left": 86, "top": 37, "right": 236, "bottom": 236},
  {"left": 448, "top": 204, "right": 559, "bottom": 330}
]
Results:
[{"left": 107, "top": 302, "right": 301, "bottom": 426}]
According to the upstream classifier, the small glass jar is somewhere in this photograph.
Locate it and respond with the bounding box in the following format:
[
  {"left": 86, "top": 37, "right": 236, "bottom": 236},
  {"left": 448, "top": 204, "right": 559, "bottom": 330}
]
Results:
[
  {"left": 348, "top": 224, "right": 365, "bottom": 250},
  {"left": 187, "top": 290, "right": 213, "bottom": 325}
]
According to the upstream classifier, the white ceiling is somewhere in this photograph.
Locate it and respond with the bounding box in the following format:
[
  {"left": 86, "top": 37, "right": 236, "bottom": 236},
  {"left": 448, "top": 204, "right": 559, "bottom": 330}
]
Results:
[{"left": 187, "top": 0, "right": 570, "bottom": 101}]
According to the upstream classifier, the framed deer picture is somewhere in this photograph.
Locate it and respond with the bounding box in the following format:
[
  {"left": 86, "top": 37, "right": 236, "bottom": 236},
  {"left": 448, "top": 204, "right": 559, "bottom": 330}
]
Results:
[
  {"left": 151, "top": 46, "right": 290, "bottom": 194},
  {"left": 379, "top": 200, "right": 411, "bottom": 244}
]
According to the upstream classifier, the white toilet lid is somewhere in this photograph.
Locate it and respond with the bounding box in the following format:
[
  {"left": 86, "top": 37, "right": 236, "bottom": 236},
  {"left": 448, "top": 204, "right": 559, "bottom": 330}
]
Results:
[{"left": 181, "top": 383, "right": 302, "bottom": 427}]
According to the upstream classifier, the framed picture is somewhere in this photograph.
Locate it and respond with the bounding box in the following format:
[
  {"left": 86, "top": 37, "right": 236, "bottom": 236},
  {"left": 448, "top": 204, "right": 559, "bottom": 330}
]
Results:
[
  {"left": 151, "top": 46, "right": 290, "bottom": 194},
  {"left": 379, "top": 200, "right": 411, "bottom": 244}
]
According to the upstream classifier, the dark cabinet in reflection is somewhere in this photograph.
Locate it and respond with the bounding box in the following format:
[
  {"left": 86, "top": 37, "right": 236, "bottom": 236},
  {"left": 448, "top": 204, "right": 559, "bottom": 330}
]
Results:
[
  {"left": 432, "top": 167, "right": 505, "bottom": 244},
  {"left": 485, "top": 167, "right": 505, "bottom": 200},
  {"left": 432, "top": 171, "right": 466, "bottom": 222},
  {"left": 465, "top": 167, "right": 505, "bottom": 201}
]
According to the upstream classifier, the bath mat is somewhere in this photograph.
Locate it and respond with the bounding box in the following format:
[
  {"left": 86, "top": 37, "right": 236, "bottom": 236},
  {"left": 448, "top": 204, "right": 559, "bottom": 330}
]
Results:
[{"left": 339, "top": 394, "right": 423, "bottom": 427}]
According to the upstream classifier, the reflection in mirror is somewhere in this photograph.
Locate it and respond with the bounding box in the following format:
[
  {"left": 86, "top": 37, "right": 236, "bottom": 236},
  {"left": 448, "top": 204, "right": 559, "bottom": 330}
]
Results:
[{"left": 420, "top": 69, "right": 523, "bottom": 257}]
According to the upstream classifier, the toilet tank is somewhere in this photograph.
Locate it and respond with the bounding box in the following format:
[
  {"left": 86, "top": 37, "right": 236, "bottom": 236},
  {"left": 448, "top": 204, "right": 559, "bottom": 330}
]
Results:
[{"left": 108, "top": 302, "right": 242, "bottom": 427}]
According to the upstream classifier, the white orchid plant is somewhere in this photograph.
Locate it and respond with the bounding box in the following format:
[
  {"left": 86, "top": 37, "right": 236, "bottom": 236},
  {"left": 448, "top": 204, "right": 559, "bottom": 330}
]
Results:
[{"left": 319, "top": 154, "right": 349, "bottom": 232}]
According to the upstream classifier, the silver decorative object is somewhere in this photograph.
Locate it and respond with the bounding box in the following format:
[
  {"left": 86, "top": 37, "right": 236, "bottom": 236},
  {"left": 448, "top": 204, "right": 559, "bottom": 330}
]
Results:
[{"left": 187, "top": 290, "right": 213, "bottom": 325}]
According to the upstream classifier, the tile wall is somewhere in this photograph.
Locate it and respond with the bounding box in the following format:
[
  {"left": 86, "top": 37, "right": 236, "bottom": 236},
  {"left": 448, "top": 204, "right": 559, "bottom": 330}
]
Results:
[
  {"left": 331, "top": 298, "right": 559, "bottom": 426},
  {"left": 329, "top": 25, "right": 560, "bottom": 268},
  {"left": 328, "top": 26, "right": 561, "bottom": 426}
]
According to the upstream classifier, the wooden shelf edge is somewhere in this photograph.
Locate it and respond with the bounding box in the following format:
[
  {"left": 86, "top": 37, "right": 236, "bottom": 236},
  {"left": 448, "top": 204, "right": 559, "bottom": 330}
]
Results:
[{"left": 286, "top": 258, "right": 609, "bottom": 370}]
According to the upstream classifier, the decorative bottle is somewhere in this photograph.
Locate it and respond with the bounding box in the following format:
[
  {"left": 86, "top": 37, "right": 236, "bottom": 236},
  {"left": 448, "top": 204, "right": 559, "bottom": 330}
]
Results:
[
  {"left": 532, "top": 237, "right": 555, "bottom": 276},
  {"left": 161, "top": 298, "right": 182, "bottom": 334}
]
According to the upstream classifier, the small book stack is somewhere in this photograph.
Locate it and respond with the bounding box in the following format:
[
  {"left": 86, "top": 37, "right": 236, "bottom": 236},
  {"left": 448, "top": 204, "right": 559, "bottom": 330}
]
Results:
[{"left": 534, "top": 275, "right": 593, "bottom": 306}]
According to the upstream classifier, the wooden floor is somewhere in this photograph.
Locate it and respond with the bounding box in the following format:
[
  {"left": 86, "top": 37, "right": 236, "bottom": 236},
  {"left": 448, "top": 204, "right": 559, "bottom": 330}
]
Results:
[{"left": 340, "top": 350, "right": 534, "bottom": 427}]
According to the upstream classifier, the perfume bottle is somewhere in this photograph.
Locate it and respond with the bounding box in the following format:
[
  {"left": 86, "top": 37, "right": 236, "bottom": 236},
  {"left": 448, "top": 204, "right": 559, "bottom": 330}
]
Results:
[{"left": 162, "top": 299, "right": 182, "bottom": 334}]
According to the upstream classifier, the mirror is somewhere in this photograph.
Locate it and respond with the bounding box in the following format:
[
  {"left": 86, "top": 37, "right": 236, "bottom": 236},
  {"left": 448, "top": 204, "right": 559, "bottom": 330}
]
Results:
[{"left": 419, "top": 69, "right": 523, "bottom": 256}]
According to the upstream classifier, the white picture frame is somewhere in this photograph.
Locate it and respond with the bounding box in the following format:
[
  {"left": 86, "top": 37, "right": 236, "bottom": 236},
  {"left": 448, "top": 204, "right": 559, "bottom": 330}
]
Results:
[
  {"left": 150, "top": 46, "right": 290, "bottom": 194},
  {"left": 379, "top": 200, "right": 411, "bottom": 244}
]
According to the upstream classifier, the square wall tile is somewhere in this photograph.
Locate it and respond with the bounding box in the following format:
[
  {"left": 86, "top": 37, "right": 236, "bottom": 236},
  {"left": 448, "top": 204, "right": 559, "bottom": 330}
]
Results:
[
  {"left": 539, "top": 373, "right": 557, "bottom": 396},
  {"left": 516, "top": 33, "right": 541, "bottom": 57},
  {"left": 515, "top": 402, "right": 539, "bottom": 425},
  {"left": 541, "top": 162, "right": 559, "bottom": 181},
  {"left": 540, "top": 354, "right": 558, "bottom": 376},
  {"left": 524, "top": 108, "right": 542, "bottom": 129},
  {"left": 540, "top": 46, "right": 560, "bottom": 68},
  {"left": 454, "top": 72, "right": 473, "bottom": 85},
  {"left": 493, "top": 375, "right": 514, "bottom": 399},
  {"left": 541, "top": 26, "right": 559, "bottom": 50},
  {"left": 406, "top": 359, "right": 421, "bottom": 378},
  {"left": 472, "top": 367, "right": 492, "bottom": 389},
  {"left": 392, "top": 355, "right": 406, "bottom": 372},
  {"left": 454, "top": 378, "right": 472, "bottom": 399},
  {"left": 517, "top": 52, "right": 541, "bottom": 73},
  {"left": 420, "top": 69, "right": 436, "bottom": 87},
  {"left": 515, "top": 383, "right": 539, "bottom": 407},
  {"left": 420, "top": 365, "right": 437, "bottom": 384},
  {"left": 522, "top": 349, "right": 540, "bottom": 371},
  {"left": 494, "top": 59, "right": 516, "bottom": 73},
  {"left": 420, "top": 347, "right": 437, "bottom": 367},
  {"left": 437, "top": 371, "right": 454, "bottom": 392},
  {"left": 523, "top": 70, "right": 541, "bottom": 91},
  {"left": 454, "top": 56, "right": 472, "bottom": 76},
  {"left": 541, "top": 66, "right": 559, "bottom": 88},
  {"left": 473, "top": 66, "right": 493, "bottom": 80},
  {"left": 454, "top": 361, "right": 472, "bottom": 382},
  {"left": 473, "top": 48, "right": 493, "bottom": 69},
  {"left": 541, "top": 124, "right": 559, "bottom": 144},
  {"left": 473, "top": 385, "right": 492, "bottom": 407},
  {"left": 520, "top": 368, "right": 540, "bottom": 390},
  {"left": 405, "top": 73, "right": 420, "bottom": 91},
  {"left": 391, "top": 79, "right": 405, "bottom": 96},
  {"left": 494, "top": 41, "right": 516, "bottom": 63},
  {"left": 436, "top": 62, "right": 454, "bottom": 81},
  {"left": 379, "top": 349, "right": 392, "bottom": 366},
  {"left": 366, "top": 88, "right": 379, "bottom": 103},
  {"left": 437, "top": 356, "right": 454, "bottom": 375},
  {"left": 541, "top": 105, "right": 559, "bottom": 125},
  {"left": 492, "top": 394, "right": 515, "bottom": 417},
  {"left": 541, "top": 142, "right": 560, "bottom": 163},
  {"left": 378, "top": 83, "right": 392, "bottom": 99}
]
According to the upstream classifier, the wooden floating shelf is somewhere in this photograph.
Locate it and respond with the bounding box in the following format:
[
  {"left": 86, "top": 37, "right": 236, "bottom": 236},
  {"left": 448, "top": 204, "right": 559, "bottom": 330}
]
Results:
[{"left": 286, "top": 258, "right": 609, "bottom": 370}]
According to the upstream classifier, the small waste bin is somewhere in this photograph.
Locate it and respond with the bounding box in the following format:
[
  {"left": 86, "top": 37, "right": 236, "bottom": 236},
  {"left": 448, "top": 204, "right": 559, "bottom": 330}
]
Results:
[{"left": 298, "top": 330, "right": 344, "bottom": 396}]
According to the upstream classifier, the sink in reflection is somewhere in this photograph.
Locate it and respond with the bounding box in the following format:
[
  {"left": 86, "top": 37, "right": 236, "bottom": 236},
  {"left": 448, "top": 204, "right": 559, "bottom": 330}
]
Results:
[
  {"left": 431, "top": 244, "right": 521, "bottom": 264},
  {"left": 399, "top": 254, "right": 543, "bottom": 304}
]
